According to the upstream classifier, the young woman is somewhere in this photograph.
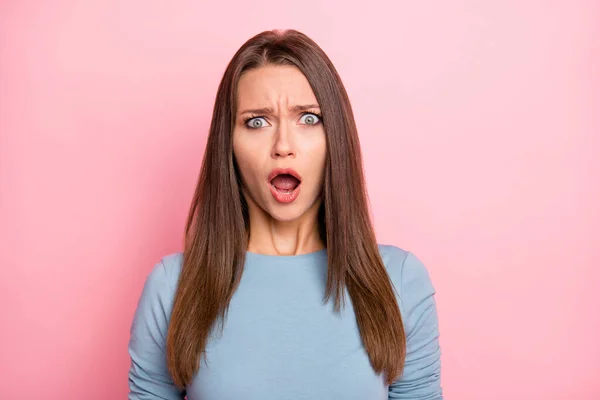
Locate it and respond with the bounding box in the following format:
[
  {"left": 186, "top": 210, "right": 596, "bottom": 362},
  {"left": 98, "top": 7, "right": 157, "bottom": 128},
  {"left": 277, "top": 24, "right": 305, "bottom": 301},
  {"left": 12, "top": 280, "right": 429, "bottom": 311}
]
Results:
[{"left": 128, "top": 29, "right": 443, "bottom": 399}]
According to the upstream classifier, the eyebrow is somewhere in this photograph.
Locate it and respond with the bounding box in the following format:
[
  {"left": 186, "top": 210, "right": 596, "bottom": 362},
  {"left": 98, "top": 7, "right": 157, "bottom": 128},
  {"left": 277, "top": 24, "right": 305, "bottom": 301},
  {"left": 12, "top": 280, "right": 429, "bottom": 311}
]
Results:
[{"left": 238, "top": 104, "right": 320, "bottom": 115}]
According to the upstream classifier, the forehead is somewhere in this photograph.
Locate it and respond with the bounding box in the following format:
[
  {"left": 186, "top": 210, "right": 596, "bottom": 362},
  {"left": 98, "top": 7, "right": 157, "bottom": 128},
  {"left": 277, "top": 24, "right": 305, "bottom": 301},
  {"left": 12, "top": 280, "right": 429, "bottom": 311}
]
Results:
[{"left": 236, "top": 65, "right": 318, "bottom": 108}]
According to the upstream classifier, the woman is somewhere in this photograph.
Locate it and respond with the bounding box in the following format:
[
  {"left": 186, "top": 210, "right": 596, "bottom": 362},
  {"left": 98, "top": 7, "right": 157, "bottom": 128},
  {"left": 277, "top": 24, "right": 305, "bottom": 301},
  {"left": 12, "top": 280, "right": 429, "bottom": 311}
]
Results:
[{"left": 128, "top": 29, "right": 442, "bottom": 399}]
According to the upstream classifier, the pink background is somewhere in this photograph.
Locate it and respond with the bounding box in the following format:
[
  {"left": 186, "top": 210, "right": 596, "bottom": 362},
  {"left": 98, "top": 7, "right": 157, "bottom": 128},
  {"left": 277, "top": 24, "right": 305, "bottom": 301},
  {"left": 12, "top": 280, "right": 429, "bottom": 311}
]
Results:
[{"left": 1, "top": 1, "right": 599, "bottom": 399}]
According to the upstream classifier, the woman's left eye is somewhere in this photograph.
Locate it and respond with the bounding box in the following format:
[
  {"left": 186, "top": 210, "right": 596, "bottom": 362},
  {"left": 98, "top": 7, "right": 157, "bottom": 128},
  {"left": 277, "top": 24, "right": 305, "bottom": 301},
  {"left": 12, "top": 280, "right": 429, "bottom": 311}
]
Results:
[{"left": 299, "top": 113, "right": 321, "bottom": 125}]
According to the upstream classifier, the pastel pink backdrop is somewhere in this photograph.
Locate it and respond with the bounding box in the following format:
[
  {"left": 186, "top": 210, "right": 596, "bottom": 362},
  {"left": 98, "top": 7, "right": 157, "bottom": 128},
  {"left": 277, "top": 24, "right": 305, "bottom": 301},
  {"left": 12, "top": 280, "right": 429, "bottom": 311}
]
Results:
[{"left": 1, "top": 1, "right": 598, "bottom": 399}]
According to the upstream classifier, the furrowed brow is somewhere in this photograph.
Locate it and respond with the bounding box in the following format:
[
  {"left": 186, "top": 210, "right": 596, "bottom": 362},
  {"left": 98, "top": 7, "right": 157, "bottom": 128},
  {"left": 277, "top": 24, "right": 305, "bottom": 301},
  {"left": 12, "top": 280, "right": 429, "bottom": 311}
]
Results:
[
  {"left": 238, "top": 104, "right": 320, "bottom": 115},
  {"left": 290, "top": 104, "right": 320, "bottom": 112}
]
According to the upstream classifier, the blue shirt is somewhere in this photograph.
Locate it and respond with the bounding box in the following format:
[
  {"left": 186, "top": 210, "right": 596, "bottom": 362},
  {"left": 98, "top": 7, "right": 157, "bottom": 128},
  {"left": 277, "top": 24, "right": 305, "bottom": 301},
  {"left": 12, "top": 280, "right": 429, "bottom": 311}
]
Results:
[{"left": 128, "top": 244, "right": 443, "bottom": 399}]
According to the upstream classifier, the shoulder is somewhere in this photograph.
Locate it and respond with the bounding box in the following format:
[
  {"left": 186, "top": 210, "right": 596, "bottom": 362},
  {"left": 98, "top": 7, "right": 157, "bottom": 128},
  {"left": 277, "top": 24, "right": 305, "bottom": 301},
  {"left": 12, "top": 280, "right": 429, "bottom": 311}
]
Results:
[
  {"left": 159, "top": 251, "right": 184, "bottom": 288},
  {"left": 377, "top": 244, "right": 436, "bottom": 308},
  {"left": 132, "top": 252, "right": 184, "bottom": 328},
  {"left": 142, "top": 252, "right": 183, "bottom": 296}
]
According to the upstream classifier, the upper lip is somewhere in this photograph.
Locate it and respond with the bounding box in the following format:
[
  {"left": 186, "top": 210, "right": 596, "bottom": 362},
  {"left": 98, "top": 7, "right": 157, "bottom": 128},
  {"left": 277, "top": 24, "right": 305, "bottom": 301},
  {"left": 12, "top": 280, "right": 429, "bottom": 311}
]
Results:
[{"left": 268, "top": 168, "right": 302, "bottom": 183}]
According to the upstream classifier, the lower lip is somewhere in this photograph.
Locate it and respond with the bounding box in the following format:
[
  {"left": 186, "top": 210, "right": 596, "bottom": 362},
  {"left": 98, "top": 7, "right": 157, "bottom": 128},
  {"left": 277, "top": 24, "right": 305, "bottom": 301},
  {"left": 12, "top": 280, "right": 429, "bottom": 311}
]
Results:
[{"left": 269, "top": 183, "right": 301, "bottom": 204}]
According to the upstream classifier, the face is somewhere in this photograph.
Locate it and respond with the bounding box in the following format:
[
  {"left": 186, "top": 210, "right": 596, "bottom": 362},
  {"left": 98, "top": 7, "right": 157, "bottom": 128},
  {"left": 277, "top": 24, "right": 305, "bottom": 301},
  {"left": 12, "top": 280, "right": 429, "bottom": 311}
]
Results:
[{"left": 232, "top": 64, "right": 327, "bottom": 223}]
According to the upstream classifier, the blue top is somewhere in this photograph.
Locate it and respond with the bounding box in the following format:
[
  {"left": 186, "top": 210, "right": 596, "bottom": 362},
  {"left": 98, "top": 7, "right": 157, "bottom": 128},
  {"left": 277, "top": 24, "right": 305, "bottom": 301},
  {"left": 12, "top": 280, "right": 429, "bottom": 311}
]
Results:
[{"left": 128, "top": 244, "right": 443, "bottom": 399}]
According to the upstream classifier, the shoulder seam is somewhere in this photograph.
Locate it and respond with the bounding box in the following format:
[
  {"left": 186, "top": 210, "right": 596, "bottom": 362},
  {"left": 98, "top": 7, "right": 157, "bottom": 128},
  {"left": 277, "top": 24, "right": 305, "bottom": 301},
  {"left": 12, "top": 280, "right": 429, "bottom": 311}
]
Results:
[
  {"left": 398, "top": 250, "right": 411, "bottom": 313},
  {"left": 160, "top": 259, "right": 177, "bottom": 293}
]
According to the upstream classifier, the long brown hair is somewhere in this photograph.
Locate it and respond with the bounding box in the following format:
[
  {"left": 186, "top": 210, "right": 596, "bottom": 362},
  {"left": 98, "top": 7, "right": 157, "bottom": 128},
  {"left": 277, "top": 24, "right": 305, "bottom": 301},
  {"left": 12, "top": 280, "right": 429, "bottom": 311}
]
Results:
[{"left": 166, "top": 29, "right": 406, "bottom": 387}]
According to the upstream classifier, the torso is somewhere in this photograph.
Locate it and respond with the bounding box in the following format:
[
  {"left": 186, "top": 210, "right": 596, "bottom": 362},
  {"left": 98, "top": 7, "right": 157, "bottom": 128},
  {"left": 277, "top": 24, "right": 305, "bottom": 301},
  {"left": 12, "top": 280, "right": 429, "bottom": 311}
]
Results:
[{"left": 182, "top": 249, "right": 389, "bottom": 400}]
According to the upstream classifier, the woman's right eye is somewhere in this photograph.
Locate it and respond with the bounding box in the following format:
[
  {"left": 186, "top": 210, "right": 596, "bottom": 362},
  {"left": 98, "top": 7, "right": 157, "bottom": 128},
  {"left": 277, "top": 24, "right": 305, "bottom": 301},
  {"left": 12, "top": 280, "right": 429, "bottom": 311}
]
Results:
[{"left": 245, "top": 117, "right": 268, "bottom": 129}]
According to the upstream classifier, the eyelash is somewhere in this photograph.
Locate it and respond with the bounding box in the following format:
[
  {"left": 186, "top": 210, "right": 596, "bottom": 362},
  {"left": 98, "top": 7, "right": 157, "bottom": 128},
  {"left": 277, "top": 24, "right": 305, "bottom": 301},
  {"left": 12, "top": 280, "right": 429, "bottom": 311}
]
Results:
[{"left": 243, "top": 111, "right": 323, "bottom": 127}]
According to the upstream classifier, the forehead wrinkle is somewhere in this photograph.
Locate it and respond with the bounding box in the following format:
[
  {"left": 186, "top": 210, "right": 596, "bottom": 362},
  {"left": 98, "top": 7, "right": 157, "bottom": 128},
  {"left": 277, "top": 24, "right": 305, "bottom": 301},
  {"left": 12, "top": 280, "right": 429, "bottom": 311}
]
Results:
[
  {"left": 238, "top": 93, "right": 319, "bottom": 116},
  {"left": 238, "top": 103, "right": 321, "bottom": 116},
  {"left": 236, "top": 68, "right": 318, "bottom": 116}
]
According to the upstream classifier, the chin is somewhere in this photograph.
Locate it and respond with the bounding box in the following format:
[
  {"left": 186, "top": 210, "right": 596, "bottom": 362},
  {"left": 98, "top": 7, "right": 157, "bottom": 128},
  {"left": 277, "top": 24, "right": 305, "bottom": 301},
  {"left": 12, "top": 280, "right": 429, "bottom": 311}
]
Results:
[{"left": 266, "top": 207, "right": 305, "bottom": 223}]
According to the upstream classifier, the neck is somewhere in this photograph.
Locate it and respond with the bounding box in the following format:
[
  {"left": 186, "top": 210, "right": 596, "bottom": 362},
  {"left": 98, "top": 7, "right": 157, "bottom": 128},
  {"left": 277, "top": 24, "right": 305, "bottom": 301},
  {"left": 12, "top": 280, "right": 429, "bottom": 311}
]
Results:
[{"left": 245, "top": 198, "right": 324, "bottom": 256}]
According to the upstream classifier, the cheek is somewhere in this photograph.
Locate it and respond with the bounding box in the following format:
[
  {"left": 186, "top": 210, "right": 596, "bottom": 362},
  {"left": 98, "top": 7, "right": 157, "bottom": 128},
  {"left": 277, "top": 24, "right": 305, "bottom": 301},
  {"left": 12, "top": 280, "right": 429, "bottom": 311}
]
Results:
[
  {"left": 233, "top": 132, "right": 252, "bottom": 166},
  {"left": 233, "top": 137, "right": 250, "bottom": 179},
  {"left": 233, "top": 136, "right": 263, "bottom": 186},
  {"left": 305, "top": 133, "right": 327, "bottom": 186},
  {"left": 311, "top": 132, "right": 327, "bottom": 167}
]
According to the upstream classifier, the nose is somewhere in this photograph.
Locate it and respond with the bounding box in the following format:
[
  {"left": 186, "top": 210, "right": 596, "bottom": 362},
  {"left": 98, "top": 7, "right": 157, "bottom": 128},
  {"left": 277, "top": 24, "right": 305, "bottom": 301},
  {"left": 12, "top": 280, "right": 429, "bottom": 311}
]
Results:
[{"left": 271, "top": 121, "right": 296, "bottom": 159}]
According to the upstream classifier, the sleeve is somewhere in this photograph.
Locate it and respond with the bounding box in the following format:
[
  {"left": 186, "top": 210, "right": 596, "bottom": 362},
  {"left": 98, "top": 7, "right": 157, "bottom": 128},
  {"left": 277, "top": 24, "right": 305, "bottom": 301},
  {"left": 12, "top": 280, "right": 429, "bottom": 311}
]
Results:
[
  {"left": 128, "top": 260, "right": 186, "bottom": 400},
  {"left": 389, "top": 251, "right": 443, "bottom": 400}
]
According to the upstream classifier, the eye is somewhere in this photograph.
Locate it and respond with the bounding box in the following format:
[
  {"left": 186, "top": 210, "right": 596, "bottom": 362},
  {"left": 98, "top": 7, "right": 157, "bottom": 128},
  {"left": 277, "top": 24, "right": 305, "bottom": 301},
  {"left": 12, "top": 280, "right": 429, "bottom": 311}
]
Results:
[
  {"left": 245, "top": 116, "right": 268, "bottom": 129},
  {"left": 299, "top": 112, "right": 321, "bottom": 125}
]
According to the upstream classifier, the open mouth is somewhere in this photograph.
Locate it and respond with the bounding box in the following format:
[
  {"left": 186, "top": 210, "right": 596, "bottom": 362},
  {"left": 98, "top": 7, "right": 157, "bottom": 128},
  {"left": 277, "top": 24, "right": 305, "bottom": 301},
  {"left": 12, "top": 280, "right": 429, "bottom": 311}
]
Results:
[
  {"left": 270, "top": 173, "right": 301, "bottom": 193},
  {"left": 268, "top": 168, "right": 302, "bottom": 203}
]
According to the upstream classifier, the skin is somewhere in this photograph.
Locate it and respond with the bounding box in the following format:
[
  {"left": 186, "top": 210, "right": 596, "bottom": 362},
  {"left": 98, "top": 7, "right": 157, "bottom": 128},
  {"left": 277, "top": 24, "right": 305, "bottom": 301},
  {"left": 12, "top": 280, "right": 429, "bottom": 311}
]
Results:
[{"left": 233, "top": 65, "right": 327, "bottom": 256}]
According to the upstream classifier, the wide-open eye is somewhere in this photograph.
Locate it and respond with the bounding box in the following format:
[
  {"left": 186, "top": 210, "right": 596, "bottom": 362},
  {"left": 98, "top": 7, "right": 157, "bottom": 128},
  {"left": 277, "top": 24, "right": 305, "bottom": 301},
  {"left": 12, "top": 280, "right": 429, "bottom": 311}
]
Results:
[
  {"left": 245, "top": 116, "right": 268, "bottom": 129},
  {"left": 299, "top": 113, "right": 321, "bottom": 125}
]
